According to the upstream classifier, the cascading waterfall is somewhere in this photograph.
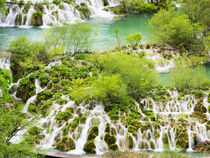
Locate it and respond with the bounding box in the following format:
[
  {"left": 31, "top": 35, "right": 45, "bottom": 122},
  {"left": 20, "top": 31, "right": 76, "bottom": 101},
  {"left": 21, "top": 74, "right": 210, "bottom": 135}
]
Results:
[
  {"left": 12, "top": 78, "right": 209, "bottom": 155},
  {"left": 0, "top": 0, "right": 119, "bottom": 27}
]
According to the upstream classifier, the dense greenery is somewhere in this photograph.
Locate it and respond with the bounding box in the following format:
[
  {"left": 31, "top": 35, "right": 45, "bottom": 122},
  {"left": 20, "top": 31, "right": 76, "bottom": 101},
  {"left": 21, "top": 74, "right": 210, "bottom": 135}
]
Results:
[
  {"left": 180, "top": 0, "right": 210, "bottom": 27},
  {"left": 126, "top": 32, "right": 142, "bottom": 48},
  {"left": 9, "top": 35, "right": 63, "bottom": 82},
  {"left": 0, "top": 0, "right": 210, "bottom": 155},
  {"left": 172, "top": 66, "right": 210, "bottom": 90},
  {"left": 0, "top": 0, "right": 5, "bottom": 14},
  {"left": 0, "top": 100, "right": 37, "bottom": 157},
  {"left": 0, "top": 68, "right": 12, "bottom": 102},
  {"left": 149, "top": 9, "right": 204, "bottom": 51},
  {"left": 45, "top": 23, "right": 96, "bottom": 53}
]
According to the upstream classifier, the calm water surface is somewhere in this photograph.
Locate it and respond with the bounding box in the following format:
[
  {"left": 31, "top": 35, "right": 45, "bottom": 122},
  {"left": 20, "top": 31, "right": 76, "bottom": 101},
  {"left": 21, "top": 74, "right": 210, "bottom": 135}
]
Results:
[{"left": 0, "top": 14, "right": 153, "bottom": 50}]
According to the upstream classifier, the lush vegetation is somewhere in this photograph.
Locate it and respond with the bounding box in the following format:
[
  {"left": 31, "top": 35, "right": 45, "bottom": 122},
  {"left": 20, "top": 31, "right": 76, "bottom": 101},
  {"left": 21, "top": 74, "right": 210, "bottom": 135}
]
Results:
[
  {"left": 149, "top": 0, "right": 210, "bottom": 52},
  {"left": 45, "top": 23, "right": 96, "bottom": 53},
  {"left": 0, "top": 98, "right": 37, "bottom": 157},
  {"left": 0, "top": 0, "right": 210, "bottom": 156},
  {"left": 172, "top": 66, "right": 210, "bottom": 91},
  {"left": 0, "top": 68, "right": 12, "bottom": 102}
]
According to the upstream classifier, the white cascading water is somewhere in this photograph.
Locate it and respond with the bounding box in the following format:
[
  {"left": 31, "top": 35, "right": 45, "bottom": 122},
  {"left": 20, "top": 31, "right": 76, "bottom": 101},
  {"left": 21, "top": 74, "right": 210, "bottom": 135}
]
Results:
[
  {"left": 0, "top": 0, "right": 119, "bottom": 27},
  {"left": 16, "top": 82, "right": 207, "bottom": 154}
]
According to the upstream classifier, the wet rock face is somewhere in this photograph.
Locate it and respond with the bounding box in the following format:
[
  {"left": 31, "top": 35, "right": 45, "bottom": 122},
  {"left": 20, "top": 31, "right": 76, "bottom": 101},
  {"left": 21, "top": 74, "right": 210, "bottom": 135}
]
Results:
[{"left": 193, "top": 140, "right": 210, "bottom": 152}]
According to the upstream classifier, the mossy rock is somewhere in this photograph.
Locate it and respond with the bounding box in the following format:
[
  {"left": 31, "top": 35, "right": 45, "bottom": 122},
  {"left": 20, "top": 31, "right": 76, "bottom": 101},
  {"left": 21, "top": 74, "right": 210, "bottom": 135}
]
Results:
[
  {"left": 194, "top": 102, "right": 207, "bottom": 113},
  {"left": 87, "top": 126, "right": 99, "bottom": 140},
  {"left": 162, "top": 133, "right": 169, "bottom": 145},
  {"left": 16, "top": 77, "right": 35, "bottom": 102},
  {"left": 150, "top": 141, "right": 155, "bottom": 149},
  {"left": 193, "top": 140, "right": 210, "bottom": 152},
  {"left": 15, "top": 14, "right": 22, "bottom": 25},
  {"left": 83, "top": 140, "right": 96, "bottom": 153},
  {"left": 103, "top": 0, "right": 109, "bottom": 6},
  {"left": 175, "top": 128, "right": 189, "bottom": 149},
  {"left": 54, "top": 136, "right": 75, "bottom": 151},
  {"left": 125, "top": 134, "right": 133, "bottom": 149},
  {"left": 104, "top": 133, "right": 116, "bottom": 146},
  {"left": 31, "top": 11, "right": 43, "bottom": 26},
  {"left": 28, "top": 126, "right": 41, "bottom": 135},
  {"left": 110, "top": 144, "right": 119, "bottom": 151},
  {"left": 77, "top": 3, "right": 91, "bottom": 19}
]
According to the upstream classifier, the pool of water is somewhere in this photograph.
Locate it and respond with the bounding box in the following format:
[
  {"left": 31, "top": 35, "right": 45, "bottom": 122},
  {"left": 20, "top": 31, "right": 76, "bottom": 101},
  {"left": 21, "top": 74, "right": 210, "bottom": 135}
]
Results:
[{"left": 0, "top": 14, "right": 153, "bottom": 51}]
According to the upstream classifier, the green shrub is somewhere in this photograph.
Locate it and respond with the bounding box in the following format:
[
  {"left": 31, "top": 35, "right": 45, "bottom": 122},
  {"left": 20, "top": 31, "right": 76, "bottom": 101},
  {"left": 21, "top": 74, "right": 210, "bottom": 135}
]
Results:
[
  {"left": 172, "top": 66, "right": 210, "bottom": 90},
  {"left": 126, "top": 33, "right": 142, "bottom": 48},
  {"left": 53, "top": 0, "right": 61, "bottom": 4}
]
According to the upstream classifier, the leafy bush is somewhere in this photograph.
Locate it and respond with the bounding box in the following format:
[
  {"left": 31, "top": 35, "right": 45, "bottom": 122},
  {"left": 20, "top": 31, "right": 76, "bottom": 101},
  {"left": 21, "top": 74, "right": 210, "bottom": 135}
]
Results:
[
  {"left": 97, "top": 52, "right": 157, "bottom": 98},
  {"left": 88, "top": 75, "right": 128, "bottom": 104},
  {"left": 149, "top": 9, "right": 204, "bottom": 51},
  {"left": 172, "top": 66, "right": 210, "bottom": 90},
  {"left": 0, "top": 68, "right": 12, "bottom": 102},
  {"left": 126, "top": 33, "right": 142, "bottom": 48},
  {"left": 45, "top": 23, "right": 96, "bottom": 53}
]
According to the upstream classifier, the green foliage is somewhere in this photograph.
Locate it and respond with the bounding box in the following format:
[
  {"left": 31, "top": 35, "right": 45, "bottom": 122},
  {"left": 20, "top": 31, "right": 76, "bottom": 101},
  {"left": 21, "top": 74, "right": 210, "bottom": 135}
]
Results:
[
  {"left": 39, "top": 73, "right": 51, "bottom": 87},
  {"left": 96, "top": 52, "right": 157, "bottom": 98},
  {"left": 0, "top": 102, "right": 37, "bottom": 157},
  {"left": 149, "top": 9, "right": 204, "bottom": 51},
  {"left": 53, "top": 0, "right": 61, "bottom": 4},
  {"left": 180, "top": 0, "right": 210, "bottom": 27},
  {"left": 0, "top": 68, "right": 12, "bottom": 102},
  {"left": 88, "top": 75, "right": 128, "bottom": 104},
  {"left": 0, "top": 0, "right": 6, "bottom": 14},
  {"left": 69, "top": 116, "right": 80, "bottom": 128},
  {"left": 45, "top": 23, "right": 96, "bottom": 53},
  {"left": 9, "top": 36, "right": 62, "bottom": 81},
  {"left": 34, "top": 10, "right": 43, "bottom": 17},
  {"left": 126, "top": 32, "right": 142, "bottom": 48},
  {"left": 19, "top": 0, "right": 25, "bottom": 5},
  {"left": 172, "top": 66, "right": 210, "bottom": 90},
  {"left": 56, "top": 110, "right": 72, "bottom": 121},
  {"left": 119, "top": 0, "right": 158, "bottom": 13}
]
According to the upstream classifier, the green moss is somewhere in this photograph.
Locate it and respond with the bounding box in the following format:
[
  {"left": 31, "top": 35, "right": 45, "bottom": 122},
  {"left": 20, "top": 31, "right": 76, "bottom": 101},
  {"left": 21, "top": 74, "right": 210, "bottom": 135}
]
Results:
[
  {"left": 55, "top": 108, "right": 73, "bottom": 121},
  {"left": 28, "top": 126, "right": 41, "bottom": 136},
  {"left": 39, "top": 73, "right": 51, "bottom": 87},
  {"left": 28, "top": 103, "right": 38, "bottom": 113},
  {"left": 175, "top": 127, "right": 189, "bottom": 149},
  {"left": 87, "top": 126, "right": 99, "bottom": 141},
  {"left": 54, "top": 136, "right": 75, "bottom": 151},
  {"left": 83, "top": 140, "right": 96, "bottom": 153},
  {"left": 110, "top": 144, "right": 119, "bottom": 151},
  {"left": 104, "top": 133, "right": 117, "bottom": 149},
  {"left": 125, "top": 134, "right": 133, "bottom": 149},
  {"left": 69, "top": 116, "right": 80, "bottom": 129},
  {"left": 16, "top": 77, "right": 35, "bottom": 102}
]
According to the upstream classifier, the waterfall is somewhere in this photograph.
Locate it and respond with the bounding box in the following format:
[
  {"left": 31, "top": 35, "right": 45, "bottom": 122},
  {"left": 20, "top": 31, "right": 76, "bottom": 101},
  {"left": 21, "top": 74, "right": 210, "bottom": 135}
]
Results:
[
  {"left": 1, "top": 0, "right": 119, "bottom": 27},
  {"left": 9, "top": 84, "right": 210, "bottom": 154}
]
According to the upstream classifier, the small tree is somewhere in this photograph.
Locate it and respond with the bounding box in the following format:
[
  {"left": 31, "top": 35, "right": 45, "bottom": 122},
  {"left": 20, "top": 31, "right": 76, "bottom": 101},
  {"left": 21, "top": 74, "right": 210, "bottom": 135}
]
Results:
[
  {"left": 149, "top": 8, "right": 204, "bottom": 51},
  {"left": 114, "top": 28, "right": 121, "bottom": 49},
  {"left": 45, "top": 23, "right": 96, "bottom": 53},
  {"left": 172, "top": 66, "right": 210, "bottom": 90},
  {"left": 126, "top": 32, "right": 142, "bottom": 48}
]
